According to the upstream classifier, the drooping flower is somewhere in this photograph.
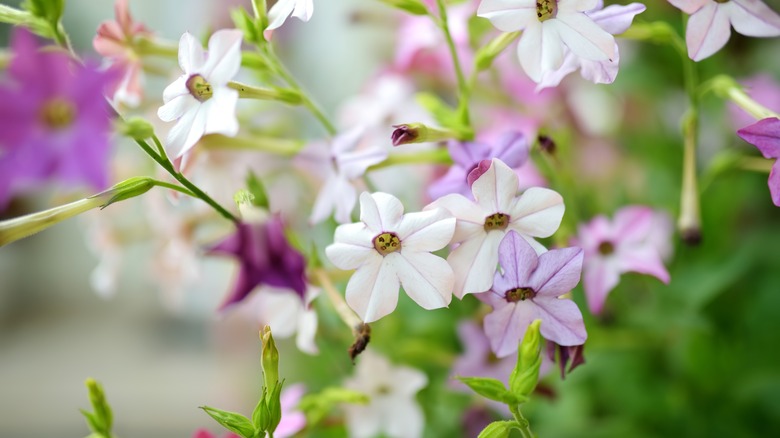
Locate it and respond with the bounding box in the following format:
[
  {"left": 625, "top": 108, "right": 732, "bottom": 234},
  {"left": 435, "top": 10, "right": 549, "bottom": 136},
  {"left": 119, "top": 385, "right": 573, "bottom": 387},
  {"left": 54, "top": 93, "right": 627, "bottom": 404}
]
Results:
[
  {"left": 479, "top": 231, "right": 586, "bottom": 358},
  {"left": 266, "top": 0, "right": 314, "bottom": 32},
  {"left": 428, "top": 132, "right": 530, "bottom": 200},
  {"left": 325, "top": 192, "right": 456, "bottom": 323},
  {"left": 546, "top": 341, "right": 585, "bottom": 378},
  {"left": 427, "top": 158, "right": 565, "bottom": 298},
  {"left": 0, "top": 28, "right": 117, "bottom": 210},
  {"left": 157, "top": 30, "right": 243, "bottom": 159},
  {"left": 737, "top": 117, "right": 780, "bottom": 206},
  {"left": 93, "top": 0, "right": 150, "bottom": 106},
  {"left": 294, "top": 128, "right": 387, "bottom": 224},
  {"left": 573, "top": 206, "right": 673, "bottom": 315},
  {"left": 478, "top": 0, "right": 616, "bottom": 83},
  {"left": 208, "top": 213, "right": 307, "bottom": 310},
  {"left": 343, "top": 351, "right": 428, "bottom": 438},
  {"left": 668, "top": 0, "right": 780, "bottom": 61},
  {"left": 537, "top": 1, "right": 646, "bottom": 90}
]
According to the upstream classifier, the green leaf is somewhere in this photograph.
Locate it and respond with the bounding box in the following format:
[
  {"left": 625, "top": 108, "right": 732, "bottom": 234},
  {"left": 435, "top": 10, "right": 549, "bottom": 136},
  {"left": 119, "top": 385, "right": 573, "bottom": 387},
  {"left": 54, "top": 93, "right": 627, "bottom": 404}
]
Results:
[
  {"left": 456, "top": 376, "right": 522, "bottom": 405},
  {"left": 251, "top": 389, "right": 269, "bottom": 432},
  {"left": 22, "top": 0, "right": 64, "bottom": 25},
  {"left": 477, "top": 420, "right": 521, "bottom": 438},
  {"left": 200, "top": 406, "right": 255, "bottom": 438},
  {"left": 231, "top": 6, "right": 261, "bottom": 45},
  {"left": 266, "top": 381, "right": 284, "bottom": 433},
  {"left": 415, "top": 92, "right": 463, "bottom": 134},
  {"left": 246, "top": 172, "right": 270, "bottom": 209}
]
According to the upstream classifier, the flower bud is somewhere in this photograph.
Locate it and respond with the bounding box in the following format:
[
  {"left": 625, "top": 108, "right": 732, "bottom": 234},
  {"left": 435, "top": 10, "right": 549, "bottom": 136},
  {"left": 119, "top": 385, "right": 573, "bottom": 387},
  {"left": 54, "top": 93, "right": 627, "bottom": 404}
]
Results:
[
  {"left": 509, "top": 319, "right": 542, "bottom": 399},
  {"left": 118, "top": 116, "right": 155, "bottom": 140},
  {"left": 260, "top": 326, "right": 279, "bottom": 390},
  {"left": 391, "top": 123, "right": 458, "bottom": 146}
]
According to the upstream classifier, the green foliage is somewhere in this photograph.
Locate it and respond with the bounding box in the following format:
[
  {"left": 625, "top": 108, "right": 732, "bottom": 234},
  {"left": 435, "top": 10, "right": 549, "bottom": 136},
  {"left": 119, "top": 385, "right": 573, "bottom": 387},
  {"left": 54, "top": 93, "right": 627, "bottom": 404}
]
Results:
[
  {"left": 80, "top": 379, "right": 114, "bottom": 438},
  {"left": 456, "top": 376, "right": 523, "bottom": 405},
  {"left": 298, "top": 387, "right": 369, "bottom": 427},
  {"left": 200, "top": 406, "right": 256, "bottom": 438}
]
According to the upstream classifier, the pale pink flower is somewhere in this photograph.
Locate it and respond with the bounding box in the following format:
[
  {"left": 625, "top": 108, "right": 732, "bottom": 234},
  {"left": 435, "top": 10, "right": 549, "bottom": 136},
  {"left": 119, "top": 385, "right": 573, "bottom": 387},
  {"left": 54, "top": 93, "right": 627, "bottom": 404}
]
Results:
[
  {"left": 669, "top": 0, "right": 780, "bottom": 61},
  {"left": 573, "top": 206, "right": 673, "bottom": 315},
  {"left": 93, "top": 0, "right": 150, "bottom": 106},
  {"left": 267, "top": 0, "right": 314, "bottom": 31},
  {"left": 325, "top": 192, "right": 455, "bottom": 323},
  {"left": 343, "top": 351, "right": 428, "bottom": 438},
  {"left": 478, "top": 0, "right": 616, "bottom": 83},
  {"left": 427, "top": 158, "right": 565, "bottom": 298}
]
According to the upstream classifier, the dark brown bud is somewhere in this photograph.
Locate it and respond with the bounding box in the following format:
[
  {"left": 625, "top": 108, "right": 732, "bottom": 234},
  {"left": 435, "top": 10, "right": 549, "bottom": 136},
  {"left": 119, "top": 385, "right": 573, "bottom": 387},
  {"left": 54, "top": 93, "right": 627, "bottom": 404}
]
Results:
[{"left": 348, "top": 322, "right": 371, "bottom": 363}]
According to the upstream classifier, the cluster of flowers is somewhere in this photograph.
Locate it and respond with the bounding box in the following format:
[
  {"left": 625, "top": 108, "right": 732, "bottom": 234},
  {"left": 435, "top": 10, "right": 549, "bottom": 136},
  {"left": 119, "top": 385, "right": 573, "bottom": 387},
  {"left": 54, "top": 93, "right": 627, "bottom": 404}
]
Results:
[{"left": 2, "top": 0, "right": 780, "bottom": 437}]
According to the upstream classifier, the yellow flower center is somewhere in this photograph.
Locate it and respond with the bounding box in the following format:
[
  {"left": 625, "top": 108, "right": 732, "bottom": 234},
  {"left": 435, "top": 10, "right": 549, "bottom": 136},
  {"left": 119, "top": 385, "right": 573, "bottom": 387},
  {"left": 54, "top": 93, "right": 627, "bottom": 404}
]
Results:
[
  {"left": 536, "top": 0, "right": 558, "bottom": 22},
  {"left": 505, "top": 287, "right": 536, "bottom": 302},
  {"left": 186, "top": 74, "right": 213, "bottom": 102},
  {"left": 484, "top": 213, "right": 510, "bottom": 232},
  {"left": 373, "top": 232, "right": 402, "bottom": 256},
  {"left": 40, "top": 97, "right": 76, "bottom": 130}
]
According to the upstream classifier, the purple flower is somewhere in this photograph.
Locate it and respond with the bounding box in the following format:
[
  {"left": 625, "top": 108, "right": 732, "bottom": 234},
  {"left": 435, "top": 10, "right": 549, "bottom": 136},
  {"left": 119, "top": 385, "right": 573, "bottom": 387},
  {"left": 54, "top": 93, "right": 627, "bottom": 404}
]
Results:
[
  {"left": 480, "top": 231, "right": 586, "bottom": 358},
  {"left": 727, "top": 75, "right": 780, "bottom": 130},
  {"left": 428, "top": 132, "right": 529, "bottom": 200},
  {"left": 573, "top": 206, "right": 673, "bottom": 315},
  {"left": 0, "top": 28, "right": 117, "bottom": 210},
  {"left": 546, "top": 342, "right": 585, "bottom": 379},
  {"left": 737, "top": 117, "right": 780, "bottom": 206},
  {"left": 208, "top": 215, "right": 307, "bottom": 310}
]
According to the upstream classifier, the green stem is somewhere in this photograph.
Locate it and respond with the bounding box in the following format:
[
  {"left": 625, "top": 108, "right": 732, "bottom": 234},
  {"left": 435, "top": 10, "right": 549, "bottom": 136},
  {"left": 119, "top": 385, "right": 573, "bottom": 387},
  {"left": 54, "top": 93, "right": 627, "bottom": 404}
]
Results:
[
  {"left": 198, "top": 134, "right": 304, "bottom": 156},
  {"left": 228, "top": 81, "right": 301, "bottom": 103},
  {"left": 705, "top": 75, "right": 780, "bottom": 120},
  {"left": 367, "top": 149, "right": 453, "bottom": 172},
  {"left": 150, "top": 179, "right": 196, "bottom": 197},
  {"left": 134, "top": 139, "right": 239, "bottom": 223},
  {"left": 510, "top": 406, "right": 533, "bottom": 438},
  {"left": 436, "top": 0, "right": 471, "bottom": 130}
]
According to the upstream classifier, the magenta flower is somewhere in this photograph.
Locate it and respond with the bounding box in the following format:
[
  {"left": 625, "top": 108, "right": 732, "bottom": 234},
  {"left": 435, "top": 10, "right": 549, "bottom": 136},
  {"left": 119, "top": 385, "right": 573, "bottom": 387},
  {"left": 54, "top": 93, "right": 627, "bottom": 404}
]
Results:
[
  {"left": 428, "top": 132, "right": 529, "bottom": 200},
  {"left": 208, "top": 215, "right": 307, "bottom": 310},
  {"left": 573, "top": 206, "right": 672, "bottom": 315},
  {"left": 479, "top": 231, "right": 586, "bottom": 358},
  {"left": 0, "top": 28, "right": 117, "bottom": 210},
  {"left": 93, "top": 0, "right": 150, "bottom": 106},
  {"left": 737, "top": 117, "right": 780, "bottom": 206},
  {"left": 668, "top": 0, "right": 780, "bottom": 61}
]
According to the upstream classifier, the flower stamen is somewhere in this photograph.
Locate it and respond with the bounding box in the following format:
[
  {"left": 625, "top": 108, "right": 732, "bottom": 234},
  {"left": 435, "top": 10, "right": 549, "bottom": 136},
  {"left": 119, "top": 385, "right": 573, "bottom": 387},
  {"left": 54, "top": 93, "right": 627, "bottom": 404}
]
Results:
[
  {"left": 484, "top": 213, "right": 510, "bottom": 231},
  {"left": 505, "top": 287, "right": 536, "bottom": 302},
  {"left": 598, "top": 241, "right": 615, "bottom": 256},
  {"left": 40, "top": 98, "right": 76, "bottom": 130},
  {"left": 536, "top": 0, "right": 558, "bottom": 22},
  {"left": 186, "top": 74, "right": 213, "bottom": 102},
  {"left": 373, "top": 232, "right": 402, "bottom": 256}
]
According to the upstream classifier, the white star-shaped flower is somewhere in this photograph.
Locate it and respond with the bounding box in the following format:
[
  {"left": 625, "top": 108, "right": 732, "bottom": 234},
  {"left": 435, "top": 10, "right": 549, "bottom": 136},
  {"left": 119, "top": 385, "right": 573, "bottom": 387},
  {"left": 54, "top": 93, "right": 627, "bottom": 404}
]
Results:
[
  {"left": 426, "top": 158, "right": 565, "bottom": 298},
  {"left": 157, "top": 29, "right": 243, "bottom": 158},
  {"left": 343, "top": 351, "right": 428, "bottom": 438},
  {"left": 325, "top": 192, "right": 456, "bottom": 323},
  {"left": 478, "top": 0, "right": 616, "bottom": 83},
  {"left": 267, "top": 0, "right": 314, "bottom": 31}
]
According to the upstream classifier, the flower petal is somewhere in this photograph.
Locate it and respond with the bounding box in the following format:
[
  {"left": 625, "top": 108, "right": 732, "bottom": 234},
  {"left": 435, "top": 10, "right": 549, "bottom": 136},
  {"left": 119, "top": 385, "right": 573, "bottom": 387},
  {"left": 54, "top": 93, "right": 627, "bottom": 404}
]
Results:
[
  {"left": 178, "top": 32, "right": 205, "bottom": 73},
  {"left": 338, "top": 147, "right": 388, "bottom": 180},
  {"left": 477, "top": 0, "right": 538, "bottom": 32},
  {"left": 686, "top": 2, "right": 731, "bottom": 61},
  {"left": 530, "top": 247, "right": 584, "bottom": 297},
  {"left": 729, "top": 0, "right": 780, "bottom": 37},
  {"left": 668, "top": 0, "right": 709, "bottom": 15},
  {"left": 161, "top": 75, "right": 188, "bottom": 103},
  {"left": 157, "top": 94, "right": 196, "bottom": 122},
  {"left": 737, "top": 117, "right": 780, "bottom": 159},
  {"left": 345, "top": 256, "right": 400, "bottom": 322},
  {"left": 267, "top": 0, "right": 297, "bottom": 31},
  {"left": 617, "top": 246, "right": 670, "bottom": 284},
  {"left": 202, "top": 29, "right": 243, "bottom": 84},
  {"left": 484, "top": 301, "right": 537, "bottom": 358},
  {"left": 533, "top": 297, "right": 587, "bottom": 346},
  {"left": 359, "top": 192, "right": 405, "bottom": 232},
  {"left": 555, "top": 11, "right": 615, "bottom": 61},
  {"left": 589, "top": 3, "right": 647, "bottom": 35},
  {"left": 382, "top": 394, "right": 426, "bottom": 438},
  {"left": 509, "top": 187, "right": 565, "bottom": 238},
  {"left": 493, "top": 231, "right": 539, "bottom": 294},
  {"left": 612, "top": 205, "right": 655, "bottom": 244},
  {"left": 491, "top": 132, "right": 529, "bottom": 169},
  {"left": 326, "top": 223, "right": 376, "bottom": 270},
  {"left": 583, "top": 257, "right": 620, "bottom": 314},
  {"left": 165, "top": 103, "right": 201, "bottom": 158},
  {"left": 472, "top": 158, "right": 519, "bottom": 214},
  {"left": 426, "top": 194, "right": 486, "bottom": 227},
  {"left": 395, "top": 252, "right": 453, "bottom": 310},
  {"left": 397, "top": 208, "right": 455, "bottom": 252},
  {"left": 517, "top": 22, "right": 545, "bottom": 82},
  {"left": 204, "top": 86, "right": 239, "bottom": 136},
  {"left": 770, "top": 162, "right": 780, "bottom": 207},
  {"left": 448, "top": 231, "right": 503, "bottom": 298}
]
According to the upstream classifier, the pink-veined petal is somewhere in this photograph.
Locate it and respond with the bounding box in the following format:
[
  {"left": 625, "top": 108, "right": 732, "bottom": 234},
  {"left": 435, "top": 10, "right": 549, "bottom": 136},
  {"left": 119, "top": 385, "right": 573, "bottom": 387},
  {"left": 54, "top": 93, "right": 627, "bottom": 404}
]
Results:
[
  {"left": 616, "top": 245, "right": 670, "bottom": 284},
  {"left": 346, "top": 256, "right": 400, "bottom": 323},
  {"left": 583, "top": 257, "right": 620, "bottom": 314},
  {"left": 448, "top": 231, "right": 504, "bottom": 298},
  {"left": 668, "top": 0, "right": 709, "bottom": 15},
  {"left": 589, "top": 3, "right": 647, "bottom": 35},
  {"left": 508, "top": 187, "right": 565, "bottom": 238},
  {"left": 397, "top": 208, "right": 455, "bottom": 252},
  {"left": 729, "top": 0, "right": 780, "bottom": 37},
  {"left": 531, "top": 247, "right": 584, "bottom": 297},
  {"left": 737, "top": 117, "right": 780, "bottom": 159},
  {"left": 359, "top": 192, "right": 405, "bottom": 232},
  {"left": 395, "top": 252, "right": 453, "bottom": 310},
  {"left": 534, "top": 297, "right": 587, "bottom": 346},
  {"left": 493, "top": 231, "right": 539, "bottom": 294},
  {"left": 472, "top": 158, "right": 520, "bottom": 213},
  {"left": 555, "top": 11, "right": 615, "bottom": 61},
  {"left": 485, "top": 301, "right": 537, "bottom": 358},
  {"left": 686, "top": 2, "right": 731, "bottom": 61},
  {"left": 769, "top": 161, "right": 780, "bottom": 206},
  {"left": 477, "top": 0, "right": 538, "bottom": 32},
  {"left": 612, "top": 205, "right": 655, "bottom": 244}
]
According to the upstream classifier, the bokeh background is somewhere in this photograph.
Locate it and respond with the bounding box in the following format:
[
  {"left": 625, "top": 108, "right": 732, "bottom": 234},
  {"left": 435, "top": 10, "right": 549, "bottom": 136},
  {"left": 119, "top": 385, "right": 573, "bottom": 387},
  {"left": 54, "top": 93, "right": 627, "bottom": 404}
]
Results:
[{"left": 2, "top": 0, "right": 780, "bottom": 437}]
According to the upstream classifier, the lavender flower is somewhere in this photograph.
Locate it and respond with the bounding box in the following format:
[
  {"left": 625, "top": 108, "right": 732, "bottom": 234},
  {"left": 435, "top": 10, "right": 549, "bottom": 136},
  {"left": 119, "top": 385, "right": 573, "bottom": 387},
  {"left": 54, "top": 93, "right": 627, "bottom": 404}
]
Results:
[{"left": 737, "top": 117, "right": 780, "bottom": 206}]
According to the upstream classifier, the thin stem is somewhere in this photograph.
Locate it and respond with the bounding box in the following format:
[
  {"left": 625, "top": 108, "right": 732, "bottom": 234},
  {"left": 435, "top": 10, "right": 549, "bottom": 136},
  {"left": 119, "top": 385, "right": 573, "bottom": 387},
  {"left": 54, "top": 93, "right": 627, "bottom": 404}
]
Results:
[
  {"left": 436, "top": 0, "right": 471, "bottom": 129},
  {"left": 150, "top": 179, "right": 196, "bottom": 198},
  {"left": 510, "top": 406, "right": 534, "bottom": 438},
  {"left": 134, "top": 139, "right": 240, "bottom": 223},
  {"left": 738, "top": 156, "right": 773, "bottom": 173},
  {"left": 198, "top": 134, "right": 304, "bottom": 156},
  {"left": 312, "top": 268, "right": 363, "bottom": 331},
  {"left": 367, "top": 149, "right": 453, "bottom": 172}
]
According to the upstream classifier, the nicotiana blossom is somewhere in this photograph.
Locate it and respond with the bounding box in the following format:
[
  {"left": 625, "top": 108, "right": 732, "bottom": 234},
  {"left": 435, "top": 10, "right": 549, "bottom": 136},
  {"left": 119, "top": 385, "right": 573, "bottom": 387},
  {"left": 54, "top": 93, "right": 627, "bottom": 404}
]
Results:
[
  {"left": 428, "top": 132, "right": 530, "bottom": 200},
  {"left": 427, "top": 158, "right": 565, "bottom": 298},
  {"left": 294, "top": 128, "right": 387, "bottom": 224},
  {"left": 157, "top": 30, "right": 242, "bottom": 158},
  {"left": 537, "top": 1, "right": 646, "bottom": 90},
  {"left": 0, "top": 28, "right": 117, "bottom": 210},
  {"left": 737, "top": 117, "right": 780, "bottom": 206},
  {"left": 478, "top": 0, "right": 616, "bottom": 83},
  {"left": 93, "top": 0, "right": 150, "bottom": 106},
  {"left": 480, "top": 231, "right": 586, "bottom": 358},
  {"left": 325, "top": 192, "right": 456, "bottom": 323},
  {"left": 267, "top": 0, "right": 314, "bottom": 31},
  {"left": 573, "top": 206, "right": 673, "bottom": 315},
  {"left": 343, "top": 351, "right": 428, "bottom": 438},
  {"left": 668, "top": 0, "right": 780, "bottom": 61},
  {"left": 208, "top": 213, "right": 307, "bottom": 310}
]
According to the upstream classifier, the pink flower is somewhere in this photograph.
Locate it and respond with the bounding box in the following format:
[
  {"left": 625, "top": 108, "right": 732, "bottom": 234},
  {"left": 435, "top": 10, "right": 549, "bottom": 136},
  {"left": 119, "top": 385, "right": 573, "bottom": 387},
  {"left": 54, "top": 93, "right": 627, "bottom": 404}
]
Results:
[
  {"left": 480, "top": 231, "right": 586, "bottom": 358},
  {"left": 737, "top": 117, "right": 780, "bottom": 206},
  {"left": 573, "top": 206, "right": 673, "bottom": 315},
  {"left": 93, "top": 0, "right": 150, "bottom": 106},
  {"left": 728, "top": 75, "right": 780, "bottom": 129},
  {"left": 668, "top": 0, "right": 780, "bottom": 61}
]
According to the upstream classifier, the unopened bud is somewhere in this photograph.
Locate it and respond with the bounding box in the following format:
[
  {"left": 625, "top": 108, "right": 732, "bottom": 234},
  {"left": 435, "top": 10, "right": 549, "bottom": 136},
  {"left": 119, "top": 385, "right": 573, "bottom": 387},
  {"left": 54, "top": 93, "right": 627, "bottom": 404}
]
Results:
[
  {"left": 537, "top": 135, "right": 556, "bottom": 154},
  {"left": 260, "top": 326, "right": 279, "bottom": 390},
  {"left": 509, "top": 319, "right": 542, "bottom": 399},
  {"left": 117, "top": 116, "right": 155, "bottom": 140},
  {"left": 391, "top": 123, "right": 457, "bottom": 146}
]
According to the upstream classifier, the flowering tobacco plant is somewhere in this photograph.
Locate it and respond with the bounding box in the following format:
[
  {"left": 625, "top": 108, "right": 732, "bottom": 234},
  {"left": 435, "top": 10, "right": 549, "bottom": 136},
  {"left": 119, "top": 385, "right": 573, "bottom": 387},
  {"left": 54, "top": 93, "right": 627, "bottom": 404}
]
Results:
[{"left": 2, "top": 0, "right": 780, "bottom": 436}]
